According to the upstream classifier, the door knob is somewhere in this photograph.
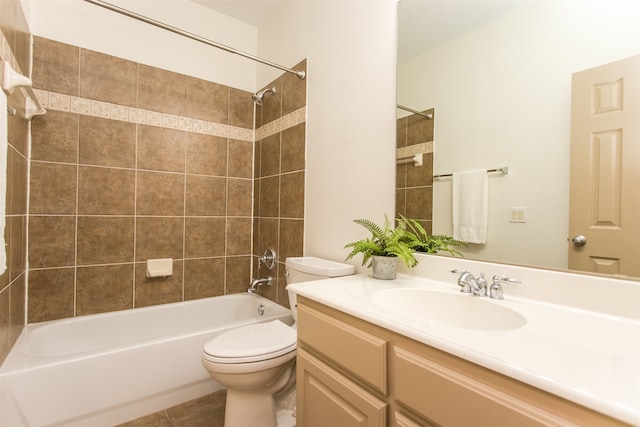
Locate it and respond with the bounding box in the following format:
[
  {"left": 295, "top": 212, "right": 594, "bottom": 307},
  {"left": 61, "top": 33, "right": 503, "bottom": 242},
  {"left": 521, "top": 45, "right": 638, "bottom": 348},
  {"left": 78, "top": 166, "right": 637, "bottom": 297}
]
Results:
[{"left": 572, "top": 235, "right": 587, "bottom": 246}]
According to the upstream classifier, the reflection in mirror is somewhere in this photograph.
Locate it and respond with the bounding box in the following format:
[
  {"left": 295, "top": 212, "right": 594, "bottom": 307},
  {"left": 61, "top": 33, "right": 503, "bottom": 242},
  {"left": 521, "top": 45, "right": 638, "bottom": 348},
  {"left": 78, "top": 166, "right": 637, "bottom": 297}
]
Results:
[
  {"left": 397, "top": 0, "right": 640, "bottom": 279},
  {"left": 396, "top": 107, "right": 434, "bottom": 232}
]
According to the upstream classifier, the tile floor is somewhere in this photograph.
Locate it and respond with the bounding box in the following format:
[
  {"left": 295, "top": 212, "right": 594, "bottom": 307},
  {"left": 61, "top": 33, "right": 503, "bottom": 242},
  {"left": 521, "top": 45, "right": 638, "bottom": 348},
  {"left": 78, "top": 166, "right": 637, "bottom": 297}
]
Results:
[{"left": 117, "top": 390, "right": 226, "bottom": 427}]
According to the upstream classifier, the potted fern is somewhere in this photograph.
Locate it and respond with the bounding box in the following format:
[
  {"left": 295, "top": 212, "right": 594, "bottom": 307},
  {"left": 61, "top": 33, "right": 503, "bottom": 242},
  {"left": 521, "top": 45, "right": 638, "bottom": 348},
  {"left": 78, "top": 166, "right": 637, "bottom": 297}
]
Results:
[
  {"left": 344, "top": 215, "right": 417, "bottom": 279},
  {"left": 397, "top": 216, "right": 465, "bottom": 256}
]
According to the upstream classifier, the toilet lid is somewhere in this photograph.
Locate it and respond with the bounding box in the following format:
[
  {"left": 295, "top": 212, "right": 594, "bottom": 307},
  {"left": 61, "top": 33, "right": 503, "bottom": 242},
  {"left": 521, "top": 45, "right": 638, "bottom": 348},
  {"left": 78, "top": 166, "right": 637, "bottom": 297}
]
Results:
[{"left": 203, "top": 320, "right": 297, "bottom": 361}]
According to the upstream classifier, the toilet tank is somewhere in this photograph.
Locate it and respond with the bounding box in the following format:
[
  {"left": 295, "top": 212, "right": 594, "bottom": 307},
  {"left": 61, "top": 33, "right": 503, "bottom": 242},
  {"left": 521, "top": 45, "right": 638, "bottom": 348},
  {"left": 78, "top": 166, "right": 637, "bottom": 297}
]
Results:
[
  {"left": 285, "top": 257, "right": 354, "bottom": 321},
  {"left": 285, "top": 257, "right": 355, "bottom": 285}
]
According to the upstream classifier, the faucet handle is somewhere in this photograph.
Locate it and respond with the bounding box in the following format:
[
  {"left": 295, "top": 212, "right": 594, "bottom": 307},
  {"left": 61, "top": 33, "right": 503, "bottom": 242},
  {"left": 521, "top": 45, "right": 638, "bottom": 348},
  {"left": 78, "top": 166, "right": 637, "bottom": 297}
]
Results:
[{"left": 490, "top": 275, "right": 521, "bottom": 300}]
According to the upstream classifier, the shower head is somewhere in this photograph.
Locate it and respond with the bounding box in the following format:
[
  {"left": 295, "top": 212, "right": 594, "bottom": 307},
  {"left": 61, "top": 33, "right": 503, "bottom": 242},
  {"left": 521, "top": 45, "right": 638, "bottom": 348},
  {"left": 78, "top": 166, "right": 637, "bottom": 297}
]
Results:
[{"left": 252, "top": 87, "right": 277, "bottom": 106}]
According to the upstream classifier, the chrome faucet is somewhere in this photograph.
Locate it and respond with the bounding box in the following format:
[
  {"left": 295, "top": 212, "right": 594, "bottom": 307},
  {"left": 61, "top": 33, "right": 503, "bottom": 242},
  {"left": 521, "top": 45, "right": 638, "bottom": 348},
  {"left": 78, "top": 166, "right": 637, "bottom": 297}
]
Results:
[
  {"left": 248, "top": 276, "right": 273, "bottom": 294},
  {"left": 450, "top": 270, "right": 488, "bottom": 296}
]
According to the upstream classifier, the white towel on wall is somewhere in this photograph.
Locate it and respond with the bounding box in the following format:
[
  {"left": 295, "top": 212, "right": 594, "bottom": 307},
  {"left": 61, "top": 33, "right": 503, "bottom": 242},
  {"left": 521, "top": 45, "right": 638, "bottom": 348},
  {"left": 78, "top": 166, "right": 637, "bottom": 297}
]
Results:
[
  {"left": 452, "top": 169, "right": 488, "bottom": 244},
  {"left": 1, "top": 91, "right": 8, "bottom": 275}
]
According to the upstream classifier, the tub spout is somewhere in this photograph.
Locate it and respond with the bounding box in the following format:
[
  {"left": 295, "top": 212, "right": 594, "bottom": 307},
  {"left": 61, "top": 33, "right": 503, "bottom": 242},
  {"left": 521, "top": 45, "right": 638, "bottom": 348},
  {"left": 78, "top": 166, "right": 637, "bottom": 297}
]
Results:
[{"left": 248, "top": 276, "right": 273, "bottom": 294}]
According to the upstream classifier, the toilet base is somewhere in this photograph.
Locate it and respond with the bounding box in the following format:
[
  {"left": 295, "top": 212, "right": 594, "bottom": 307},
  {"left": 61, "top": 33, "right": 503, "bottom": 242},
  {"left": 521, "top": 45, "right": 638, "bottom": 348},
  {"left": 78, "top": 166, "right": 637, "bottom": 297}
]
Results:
[{"left": 224, "top": 388, "right": 279, "bottom": 427}]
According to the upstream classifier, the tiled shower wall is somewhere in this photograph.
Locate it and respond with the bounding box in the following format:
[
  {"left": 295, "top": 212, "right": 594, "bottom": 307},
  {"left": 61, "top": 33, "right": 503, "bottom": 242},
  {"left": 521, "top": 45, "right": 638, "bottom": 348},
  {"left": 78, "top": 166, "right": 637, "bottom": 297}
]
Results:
[
  {"left": 0, "top": 0, "right": 29, "bottom": 363},
  {"left": 251, "top": 63, "right": 307, "bottom": 308},
  {"left": 396, "top": 109, "right": 434, "bottom": 232},
  {"left": 27, "top": 37, "right": 306, "bottom": 323}
]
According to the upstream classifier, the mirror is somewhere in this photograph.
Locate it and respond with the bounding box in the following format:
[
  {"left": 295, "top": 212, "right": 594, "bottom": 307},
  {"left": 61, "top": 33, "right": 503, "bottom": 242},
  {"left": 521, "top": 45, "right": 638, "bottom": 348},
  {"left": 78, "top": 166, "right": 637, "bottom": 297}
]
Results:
[{"left": 397, "top": 0, "right": 640, "bottom": 279}]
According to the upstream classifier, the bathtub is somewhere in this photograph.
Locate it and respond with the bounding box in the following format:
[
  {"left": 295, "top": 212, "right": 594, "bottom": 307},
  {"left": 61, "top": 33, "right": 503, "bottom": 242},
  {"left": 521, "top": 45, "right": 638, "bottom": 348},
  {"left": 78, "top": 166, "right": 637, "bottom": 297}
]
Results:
[{"left": 0, "top": 293, "right": 293, "bottom": 427}]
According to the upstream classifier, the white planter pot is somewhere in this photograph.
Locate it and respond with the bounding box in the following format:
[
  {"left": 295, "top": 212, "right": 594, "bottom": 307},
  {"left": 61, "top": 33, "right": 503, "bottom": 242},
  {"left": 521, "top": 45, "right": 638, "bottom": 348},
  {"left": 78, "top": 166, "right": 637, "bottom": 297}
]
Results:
[{"left": 371, "top": 256, "right": 398, "bottom": 280}]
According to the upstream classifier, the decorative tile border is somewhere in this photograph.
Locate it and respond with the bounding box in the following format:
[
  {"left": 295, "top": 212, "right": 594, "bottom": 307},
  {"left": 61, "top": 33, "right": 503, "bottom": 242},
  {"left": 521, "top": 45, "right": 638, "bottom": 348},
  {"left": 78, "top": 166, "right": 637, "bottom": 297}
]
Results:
[
  {"left": 396, "top": 141, "right": 434, "bottom": 159},
  {"left": 34, "top": 89, "right": 307, "bottom": 143}
]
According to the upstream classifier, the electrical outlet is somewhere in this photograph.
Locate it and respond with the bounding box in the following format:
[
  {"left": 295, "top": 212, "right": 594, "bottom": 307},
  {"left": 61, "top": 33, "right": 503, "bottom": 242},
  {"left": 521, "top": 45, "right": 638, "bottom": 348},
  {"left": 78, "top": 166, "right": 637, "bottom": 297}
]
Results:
[{"left": 509, "top": 207, "right": 527, "bottom": 223}]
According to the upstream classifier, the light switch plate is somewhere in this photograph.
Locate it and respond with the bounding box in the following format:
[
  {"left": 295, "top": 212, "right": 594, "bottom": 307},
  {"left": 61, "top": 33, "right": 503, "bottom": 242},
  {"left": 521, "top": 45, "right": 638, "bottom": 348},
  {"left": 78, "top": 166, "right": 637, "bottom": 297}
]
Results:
[{"left": 509, "top": 207, "right": 527, "bottom": 223}]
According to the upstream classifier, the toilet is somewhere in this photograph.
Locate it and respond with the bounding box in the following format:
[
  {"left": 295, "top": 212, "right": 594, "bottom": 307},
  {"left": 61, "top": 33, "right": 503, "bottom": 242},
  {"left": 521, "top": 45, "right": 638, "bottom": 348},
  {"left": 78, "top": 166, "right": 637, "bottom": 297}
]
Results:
[{"left": 201, "top": 256, "right": 354, "bottom": 427}]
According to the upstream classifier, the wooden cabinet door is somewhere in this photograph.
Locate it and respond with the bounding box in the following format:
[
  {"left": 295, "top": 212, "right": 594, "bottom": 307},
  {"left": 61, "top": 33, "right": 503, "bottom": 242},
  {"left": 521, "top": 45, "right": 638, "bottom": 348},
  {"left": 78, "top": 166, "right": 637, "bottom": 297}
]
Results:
[{"left": 297, "top": 348, "right": 388, "bottom": 427}]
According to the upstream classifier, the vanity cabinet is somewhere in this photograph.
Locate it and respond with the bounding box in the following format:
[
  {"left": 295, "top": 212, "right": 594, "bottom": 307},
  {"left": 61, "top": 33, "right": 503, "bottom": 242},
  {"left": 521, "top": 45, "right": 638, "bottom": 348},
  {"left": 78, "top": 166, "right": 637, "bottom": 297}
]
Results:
[{"left": 296, "top": 297, "right": 631, "bottom": 427}]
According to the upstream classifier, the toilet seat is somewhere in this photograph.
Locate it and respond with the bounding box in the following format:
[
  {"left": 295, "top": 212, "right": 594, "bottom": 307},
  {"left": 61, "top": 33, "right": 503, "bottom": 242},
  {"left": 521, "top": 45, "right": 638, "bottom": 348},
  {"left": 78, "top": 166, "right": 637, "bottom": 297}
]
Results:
[{"left": 203, "top": 320, "right": 297, "bottom": 364}]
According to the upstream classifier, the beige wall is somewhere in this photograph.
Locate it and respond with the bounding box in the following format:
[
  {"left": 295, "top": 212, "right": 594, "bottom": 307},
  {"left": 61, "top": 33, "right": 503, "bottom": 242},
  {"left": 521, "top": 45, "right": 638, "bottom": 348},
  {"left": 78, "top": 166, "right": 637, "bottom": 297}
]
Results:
[
  {"left": 0, "top": 0, "right": 30, "bottom": 363},
  {"left": 257, "top": 1, "right": 398, "bottom": 269}
]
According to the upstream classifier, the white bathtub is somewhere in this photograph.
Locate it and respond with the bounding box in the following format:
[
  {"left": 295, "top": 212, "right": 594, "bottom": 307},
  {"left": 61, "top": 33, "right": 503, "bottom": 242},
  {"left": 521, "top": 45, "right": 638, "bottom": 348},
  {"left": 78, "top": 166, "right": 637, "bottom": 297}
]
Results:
[{"left": 0, "top": 293, "right": 293, "bottom": 427}]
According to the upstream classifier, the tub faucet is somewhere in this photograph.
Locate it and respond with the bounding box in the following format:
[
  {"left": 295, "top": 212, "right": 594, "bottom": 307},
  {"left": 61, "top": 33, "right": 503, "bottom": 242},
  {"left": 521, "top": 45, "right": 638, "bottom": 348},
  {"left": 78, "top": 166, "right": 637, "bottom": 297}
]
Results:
[
  {"left": 450, "top": 270, "right": 487, "bottom": 296},
  {"left": 248, "top": 276, "right": 273, "bottom": 294}
]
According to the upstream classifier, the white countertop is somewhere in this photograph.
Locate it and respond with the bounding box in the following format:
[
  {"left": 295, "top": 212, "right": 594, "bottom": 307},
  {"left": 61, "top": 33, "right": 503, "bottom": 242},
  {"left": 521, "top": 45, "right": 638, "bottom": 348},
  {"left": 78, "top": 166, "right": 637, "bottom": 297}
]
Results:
[{"left": 288, "top": 273, "right": 640, "bottom": 426}]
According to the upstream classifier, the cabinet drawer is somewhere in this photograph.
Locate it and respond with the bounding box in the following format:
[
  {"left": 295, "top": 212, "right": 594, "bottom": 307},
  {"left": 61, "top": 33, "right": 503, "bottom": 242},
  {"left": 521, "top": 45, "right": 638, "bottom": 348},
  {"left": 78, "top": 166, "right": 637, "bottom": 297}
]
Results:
[
  {"left": 393, "top": 346, "right": 574, "bottom": 427},
  {"left": 297, "top": 348, "right": 388, "bottom": 427},
  {"left": 298, "top": 302, "right": 388, "bottom": 394}
]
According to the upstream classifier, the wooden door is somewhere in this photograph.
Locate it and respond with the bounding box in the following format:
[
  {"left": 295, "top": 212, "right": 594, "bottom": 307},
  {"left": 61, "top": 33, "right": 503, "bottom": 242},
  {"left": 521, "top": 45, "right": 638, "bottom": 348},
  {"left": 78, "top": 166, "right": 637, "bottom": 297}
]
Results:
[{"left": 569, "top": 55, "right": 640, "bottom": 277}]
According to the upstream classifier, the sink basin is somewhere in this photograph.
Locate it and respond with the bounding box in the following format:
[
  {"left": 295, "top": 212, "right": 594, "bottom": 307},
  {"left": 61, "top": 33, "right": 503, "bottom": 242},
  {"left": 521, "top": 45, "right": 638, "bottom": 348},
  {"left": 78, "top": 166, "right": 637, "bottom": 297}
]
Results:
[{"left": 372, "top": 288, "right": 526, "bottom": 331}]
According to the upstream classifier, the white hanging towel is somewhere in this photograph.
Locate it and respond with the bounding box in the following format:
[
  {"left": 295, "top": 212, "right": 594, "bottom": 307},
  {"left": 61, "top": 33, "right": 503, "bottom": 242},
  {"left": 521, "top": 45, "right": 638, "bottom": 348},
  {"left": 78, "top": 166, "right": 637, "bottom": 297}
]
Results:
[
  {"left": 1, "top": 91, "right": 8, "bottom": 274},
  {"left": 452, "top": 169, "right": 488, "bottom": 244}
]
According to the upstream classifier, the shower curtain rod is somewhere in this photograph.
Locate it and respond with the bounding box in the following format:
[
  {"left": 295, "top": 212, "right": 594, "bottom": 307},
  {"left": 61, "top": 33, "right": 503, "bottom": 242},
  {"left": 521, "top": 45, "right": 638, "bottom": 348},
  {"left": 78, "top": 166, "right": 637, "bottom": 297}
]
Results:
[
  {"left": 83, "top": 0, "right": 306, "bottom": 80},
  {"left": 397, "top": 104, "right": 433, "bottom": 119}
]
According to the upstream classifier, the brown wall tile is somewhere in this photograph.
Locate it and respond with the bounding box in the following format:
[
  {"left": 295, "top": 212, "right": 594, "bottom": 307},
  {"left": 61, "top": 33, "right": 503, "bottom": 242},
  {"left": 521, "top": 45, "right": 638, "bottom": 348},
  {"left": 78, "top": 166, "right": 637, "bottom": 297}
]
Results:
[
  {"left": 136, "top": 217, "right": 184, "bottom": 261},
  {"left": 280, "top": 172, "right": 304, "bottom": 218},
  {"left": 184, "top": 258, "right": 225, "bottom": 300},
  {"left": 260, "top": 134, "right": 280, "bottom": 177},
  {"left": 7, "top": 113, "right": 29, "bottom": 157},
  {"left": 8, "top": 216, "right": 25, "bottom": 281},
  {"left": 137, "top": 171, "right": 185, "bottom": 216},
  {"left": 77, "top": 216, "right": 135, "bottom": 265},
  {"left": 281, "top": 123, "right": 305, "bottom": 173},
  {"left": 228, "top": 139, "right": 253, "bottom": 178},
  {"left": 187, "top": 77, "right": 228, "bottom": 123},
  {"left": 229, "top": 87, "right": 254, "bottom": 129},
  {"left": 32, "top": 37, "right": 79, "bottom": 95},
  {"left": 8, "top": 148, "right": 27, "bottom": 215},
  {"left": 186, "top": 134, "right": 227, "bottom": 176},
  {"left": 138, "top": 126, "right": 186, "bottom": 173},
  {"left": 27, "top": 268, "right": 75, "bottom": 322},
  {"left": 226, "top": 218, "right": 252, "bottom": 256},
  {"left": 138, "top": 64, "right": 188, "bottom": 116},
  {"left": 28, "top": 216, "right": 76, "bottom": 268},
  {"left": 76, "top": 264, "right": 134, "bottom": 315},
  {"left": 282, "top": 59, "right": 307, "bottom": 115},
  {"left": 225, "top": 256, "right": 251, "bottom": 294},
  {"left": 29, "top": 162, "right": 77, "bottom": 214},
  {"left": 257, "top": 176, "right": 279, "bottom": 217},
  {"left": 79, "top": 116, "right": 136, "bottom": 168},
  {"left": 279, "top": 219, "right": 304, "bottom": 260},
  {"left": 406, "top": 187, "right": 433, "bottom": 221},
  {"left": 185, "top": 175, "right": 227, "bottom": 217},
  {"left": 227, "top": 179, "right": 252, "bottom": 216},
  {"left": 80, "top": 49, "right": 137, "bottom": 106},
  {"left": 31, "top": 111, "right": 79, "bottom": 163},
  {"left": 256, "top": 218, "right": 278, "bottom": 256},
  {"left": 78, "top": 166, "right": 135, "bottom": 215},
  {"left": 185, "top": 217, "right": 226, "bottom": 258}
]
